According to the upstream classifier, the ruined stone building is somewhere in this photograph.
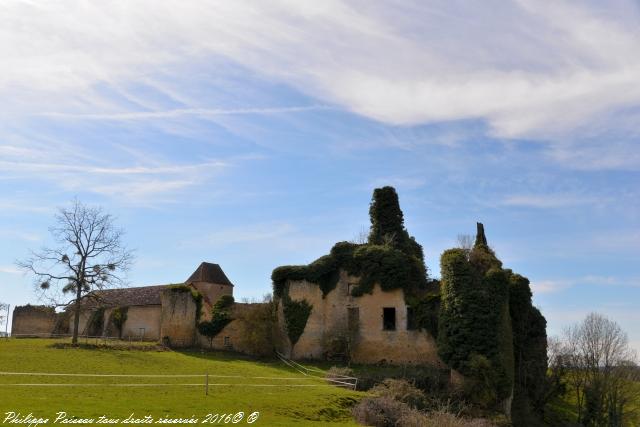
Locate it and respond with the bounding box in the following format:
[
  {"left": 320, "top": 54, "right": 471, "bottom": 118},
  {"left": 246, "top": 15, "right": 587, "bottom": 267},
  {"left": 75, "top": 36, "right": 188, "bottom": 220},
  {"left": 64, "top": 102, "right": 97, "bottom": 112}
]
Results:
[
  {"left": 274, "top": 271, "right": 442, "bottom": 366},
  {"left": 13, "top": 258, "right": 443, "bottom": 367},
  {"left": 11, "top": 262, "right": 235, "bottom": 343}
]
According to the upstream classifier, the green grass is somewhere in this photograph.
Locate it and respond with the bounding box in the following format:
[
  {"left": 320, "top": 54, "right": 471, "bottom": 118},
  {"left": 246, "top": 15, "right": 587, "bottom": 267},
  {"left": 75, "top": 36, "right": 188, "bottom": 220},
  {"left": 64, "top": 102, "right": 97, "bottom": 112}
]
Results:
[{"left": 0, "top": 339, "right": 364, "bottom": 426}]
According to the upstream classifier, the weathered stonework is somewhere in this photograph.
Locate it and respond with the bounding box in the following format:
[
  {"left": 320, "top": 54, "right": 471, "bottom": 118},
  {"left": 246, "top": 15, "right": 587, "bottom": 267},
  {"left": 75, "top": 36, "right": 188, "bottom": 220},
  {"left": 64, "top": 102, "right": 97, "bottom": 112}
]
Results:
[
  {"left": 277, "top": 270, "right": 444, "bottom": 366},
  {"left": 11, "top": 305, "right": 57, "bottom": 337},
  {"left": 160, "top": 289, "right": 197, "bottom": 347},
  {"left": 197, "top": 303, "right": 275, "bottom": 356}
]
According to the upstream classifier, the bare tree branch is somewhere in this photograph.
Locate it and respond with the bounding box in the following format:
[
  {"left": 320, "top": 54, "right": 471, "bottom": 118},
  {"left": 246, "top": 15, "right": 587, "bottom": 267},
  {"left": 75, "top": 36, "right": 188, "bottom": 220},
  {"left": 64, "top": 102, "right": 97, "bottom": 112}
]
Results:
[{"left": 17, "top": 199, "right": 134, "bottom": 344}]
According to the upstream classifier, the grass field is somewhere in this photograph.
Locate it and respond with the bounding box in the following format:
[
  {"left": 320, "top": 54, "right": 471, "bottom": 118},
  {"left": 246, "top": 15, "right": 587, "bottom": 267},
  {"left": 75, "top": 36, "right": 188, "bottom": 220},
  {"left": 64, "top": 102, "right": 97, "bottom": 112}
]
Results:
[{"left": 0, "top": 339, "right": 364, "bottom": 426}]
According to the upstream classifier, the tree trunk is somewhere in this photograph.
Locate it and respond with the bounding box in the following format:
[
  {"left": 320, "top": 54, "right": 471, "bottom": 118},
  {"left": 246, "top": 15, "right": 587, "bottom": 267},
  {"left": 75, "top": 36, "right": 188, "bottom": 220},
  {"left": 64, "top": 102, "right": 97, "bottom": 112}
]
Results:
[{"left": 72, "top": 286, "right": 82, "bottom": 345}]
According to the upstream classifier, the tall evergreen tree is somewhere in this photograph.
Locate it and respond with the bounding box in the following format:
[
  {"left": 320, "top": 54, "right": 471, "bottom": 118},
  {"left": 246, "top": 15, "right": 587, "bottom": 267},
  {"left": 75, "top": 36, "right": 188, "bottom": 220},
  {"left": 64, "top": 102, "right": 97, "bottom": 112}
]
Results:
[
  {"left": 368, "top": 186, "right": 425, "bottom": 264},
  {"left": 439, "top": 224, "right": 515, "bottom": 409}
]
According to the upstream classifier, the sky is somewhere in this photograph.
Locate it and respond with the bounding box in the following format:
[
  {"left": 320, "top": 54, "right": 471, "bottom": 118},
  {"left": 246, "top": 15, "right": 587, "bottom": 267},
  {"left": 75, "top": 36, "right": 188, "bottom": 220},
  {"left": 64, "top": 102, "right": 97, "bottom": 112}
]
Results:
[{"left": 0, "top": 1, "right": 639, "bottom": 352}]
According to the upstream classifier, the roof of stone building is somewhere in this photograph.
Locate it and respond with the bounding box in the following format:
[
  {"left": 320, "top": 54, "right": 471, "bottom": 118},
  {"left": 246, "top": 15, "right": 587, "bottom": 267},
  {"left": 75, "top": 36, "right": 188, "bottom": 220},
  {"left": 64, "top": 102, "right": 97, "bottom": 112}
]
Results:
[
  {"left": 85, "top": 285, "right": 167, "bottom": 308},
  {"left": 185, "top": 262, "right": 234, "bottom": 287}
]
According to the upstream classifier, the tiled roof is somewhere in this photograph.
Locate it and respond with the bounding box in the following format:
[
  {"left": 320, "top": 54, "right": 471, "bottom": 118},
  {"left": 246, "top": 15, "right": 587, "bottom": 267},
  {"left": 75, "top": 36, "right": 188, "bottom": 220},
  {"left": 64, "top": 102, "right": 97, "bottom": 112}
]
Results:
[
  {"left": 185, "top": 262, "right": 233, "bottom": 286},
  {"left": 86, "top": 285, "right": 167, "bottom": 307}
]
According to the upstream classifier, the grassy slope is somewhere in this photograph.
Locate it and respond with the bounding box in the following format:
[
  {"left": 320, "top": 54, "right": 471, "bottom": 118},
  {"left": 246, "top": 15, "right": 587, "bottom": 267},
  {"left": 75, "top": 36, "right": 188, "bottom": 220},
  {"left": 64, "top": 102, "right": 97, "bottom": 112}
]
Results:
[{"left": 0, "top": 339, "right": 363, "bottom": 426}]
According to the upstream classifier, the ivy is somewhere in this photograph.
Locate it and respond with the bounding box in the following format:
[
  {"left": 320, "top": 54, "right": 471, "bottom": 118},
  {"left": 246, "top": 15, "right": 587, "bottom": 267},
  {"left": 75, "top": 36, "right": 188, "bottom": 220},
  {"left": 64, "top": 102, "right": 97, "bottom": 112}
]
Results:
[
  {"left": 282, "top": 295, "right": 312, "bottom": 346},
  {"left": 86, "top": 307, "right": 105, "bottom": 336},
  {"left": 272, "top": 241, "right": 427, "bottom": 299},
  {"left": 509, "top": 273, "right": 548, "bottom": 424},
  {"left": 405, "top": 291, "right": 440, "bottom": 338},
  {"left": 112, "top": 306, "right": 128, "bottom": 338},
  {"left": 437, "top": 229, "right": 515, "bottom": 405},
  {"left": 368, "top": 186, "right": 425, "bottom": 264},
  {"left": 272, "top": 186, "right": 428, "bottom": 300},
  {"left": 437, "top": 223, "right": 548, "bottom": 419},
  {"left": 197, "top": 295, "right": 235, "bottom": 346}
]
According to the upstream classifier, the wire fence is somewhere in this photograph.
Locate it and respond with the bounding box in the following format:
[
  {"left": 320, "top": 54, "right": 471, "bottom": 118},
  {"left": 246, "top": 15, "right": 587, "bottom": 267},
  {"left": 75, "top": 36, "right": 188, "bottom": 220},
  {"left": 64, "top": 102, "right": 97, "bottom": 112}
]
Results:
[
  {"left": 0, "top": 354, "right": 359, "bottom": 393},
  {"left": 276, "top": 351, "right": 358, "bottom": 390},
  {"left": 5, "top": 333, "right": 157, "bottom": 345}
]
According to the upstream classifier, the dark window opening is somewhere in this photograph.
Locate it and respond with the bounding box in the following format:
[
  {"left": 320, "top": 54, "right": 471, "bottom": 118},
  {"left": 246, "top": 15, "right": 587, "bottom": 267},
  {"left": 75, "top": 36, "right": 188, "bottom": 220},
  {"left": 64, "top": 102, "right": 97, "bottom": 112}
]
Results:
[
  {"left": 347, "top": 282, "right": 357, "bottom": 296},
  {"left": 383, "top": 307, "right": 396, "bottom": 330},
  {"left": 348, "top": 307, "right": 359, "bottom": 334},
  {"left": 407, "top": 307, "right": 417, "bottom": 330}
]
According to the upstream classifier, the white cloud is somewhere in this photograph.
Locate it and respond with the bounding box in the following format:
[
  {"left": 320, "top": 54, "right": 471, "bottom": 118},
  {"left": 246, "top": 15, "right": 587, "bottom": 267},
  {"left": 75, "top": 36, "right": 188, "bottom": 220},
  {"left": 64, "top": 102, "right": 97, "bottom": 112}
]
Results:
[
  {"left": 196, "top": 223, "right": 297, "bottom": 246},
  {"left": 39, "top": 106, "right": 331, "bottom": 121},
  {"left": 1, "top": 1, "right": 639, "bottom": 168},
  {"left": 502, "top": 194, "right": 602, "bottom": 209},
  {"left": 0, "top": 266, "right": 21, "bottom": 275},
  {"left": 531, "top": 275, "right": 640, "bottom": 294}
]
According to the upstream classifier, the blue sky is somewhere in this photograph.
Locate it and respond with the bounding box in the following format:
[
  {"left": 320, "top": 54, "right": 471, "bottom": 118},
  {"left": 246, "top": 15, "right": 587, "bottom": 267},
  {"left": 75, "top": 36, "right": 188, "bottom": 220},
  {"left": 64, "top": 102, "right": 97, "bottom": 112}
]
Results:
[{"left": 0, "top": 1, "right": 639, "bottom": 351}]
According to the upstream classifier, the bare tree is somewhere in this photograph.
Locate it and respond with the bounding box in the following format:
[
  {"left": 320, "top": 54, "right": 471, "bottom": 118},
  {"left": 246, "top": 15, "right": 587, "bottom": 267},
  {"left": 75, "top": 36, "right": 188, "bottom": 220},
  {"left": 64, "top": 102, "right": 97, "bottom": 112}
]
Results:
[
  {"left": 18, "top": 200, "right": 133, "bottom": 344},
  {"left": 350, "top": 226, "right": 369, "bottom": 245},
  {"left": 560, "top": 313, "right": 639, "bottom": 425},
  {"left": 456, "top": 234, "right": 474, "bottom": 259}
]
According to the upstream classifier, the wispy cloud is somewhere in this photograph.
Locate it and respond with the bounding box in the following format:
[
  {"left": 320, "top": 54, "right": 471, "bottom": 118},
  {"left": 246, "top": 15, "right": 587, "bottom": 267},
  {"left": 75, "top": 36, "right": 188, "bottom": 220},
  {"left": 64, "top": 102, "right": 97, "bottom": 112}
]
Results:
[
  {"left": 39, "top": 106, "right": 332, "bottom": 121},
  {"left": 531, "top": 275, "right": 640, "bottom": 294},
  {"left": 190, "top": 223, "right": 297, "bottom": 247},
  {"left": 1, "top": 1, "right": 640, "bottom": 168},
  {"left": 0, "top": 266, "right": 21, "bottom": 275},
  {"left": 502, "top": 194, "right": 602, "bottom": 209}
]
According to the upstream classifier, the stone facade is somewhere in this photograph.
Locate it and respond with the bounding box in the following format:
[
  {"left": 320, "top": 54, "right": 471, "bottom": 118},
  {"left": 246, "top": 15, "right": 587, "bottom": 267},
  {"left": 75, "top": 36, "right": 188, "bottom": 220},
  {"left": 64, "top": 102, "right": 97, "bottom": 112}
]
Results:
[
  {"left": 11, "top": 261, "right": 443, "bottom": 368},
  {"left": 276, "top": 271, "right": 444, "bottom": 366},
  {"left": 160, "top": 289, "right": 198, "bottom": 347},
  {"left": 198, "top": 303, "right": 274, "bottom": 356},
  {"left": 11, "top": 305, "right": 57, "bottom": 336}
]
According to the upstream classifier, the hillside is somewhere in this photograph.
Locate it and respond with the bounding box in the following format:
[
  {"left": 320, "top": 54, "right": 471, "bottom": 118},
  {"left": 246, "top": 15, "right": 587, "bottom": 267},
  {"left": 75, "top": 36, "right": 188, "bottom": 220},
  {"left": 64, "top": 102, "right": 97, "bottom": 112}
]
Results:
[{"left": 0, "top": 339, "right": 362, "bottom": 426}]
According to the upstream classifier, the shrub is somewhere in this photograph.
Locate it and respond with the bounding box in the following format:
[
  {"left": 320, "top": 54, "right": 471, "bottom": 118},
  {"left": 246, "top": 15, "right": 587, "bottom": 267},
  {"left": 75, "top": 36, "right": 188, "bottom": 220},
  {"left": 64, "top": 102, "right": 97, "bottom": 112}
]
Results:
[
  {"left": 370, "top": 379, "right": 427, "bottom": 410},
  {"left": 352, "top": 396, "right": 411, "bottom": 427},
  {"left": 326, "top": 366, "right": 355, "bottom": 386}
]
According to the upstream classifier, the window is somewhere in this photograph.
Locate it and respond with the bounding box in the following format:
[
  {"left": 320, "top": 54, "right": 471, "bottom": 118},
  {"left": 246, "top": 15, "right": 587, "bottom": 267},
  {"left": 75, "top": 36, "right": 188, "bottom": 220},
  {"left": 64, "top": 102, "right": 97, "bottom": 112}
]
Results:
[
  {"left": 223, "top": 336, "right": 231, "bottom": 347},
  {"left": 347, "top": 307, "right": 359, "bottom": 334},
  {"left": 347, "top": 282, "right": 357, "bottom": 296},
  {"left": 383, "top": 307, "right": 396, "bottom": 330},
  {"left": 406, "top": 307, "right": 417, "bottom": 330}
]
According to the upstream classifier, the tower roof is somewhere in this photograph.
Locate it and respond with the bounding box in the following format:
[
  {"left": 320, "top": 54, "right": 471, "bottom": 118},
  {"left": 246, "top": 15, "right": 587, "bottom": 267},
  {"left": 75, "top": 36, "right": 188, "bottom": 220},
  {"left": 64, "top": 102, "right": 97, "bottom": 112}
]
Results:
[{"left": 185, "top": 262, "right": 234, "bottom": 287}]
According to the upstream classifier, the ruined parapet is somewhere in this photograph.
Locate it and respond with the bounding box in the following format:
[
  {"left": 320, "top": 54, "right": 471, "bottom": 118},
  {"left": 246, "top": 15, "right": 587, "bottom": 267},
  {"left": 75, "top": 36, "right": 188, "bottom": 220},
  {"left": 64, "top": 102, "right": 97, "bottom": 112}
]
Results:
[
  {"left": 160, "top": 287, "right": 198, "bottom": 347},
  {"left": 11, "top": 305, "right": 57, "bottom": 337}
]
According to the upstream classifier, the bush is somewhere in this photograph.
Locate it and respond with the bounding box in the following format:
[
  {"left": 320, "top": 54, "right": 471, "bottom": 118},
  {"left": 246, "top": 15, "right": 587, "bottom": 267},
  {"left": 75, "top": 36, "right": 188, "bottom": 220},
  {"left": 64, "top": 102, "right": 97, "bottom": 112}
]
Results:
[
  {"left": 352, "top": 396, "right": 412, "bottom": 427},
  {"left": 370, "top": 379, "right": 427, "bottom": 410},
  {"left": 352, "top": 396, "right": 492, "bottom": 427}
]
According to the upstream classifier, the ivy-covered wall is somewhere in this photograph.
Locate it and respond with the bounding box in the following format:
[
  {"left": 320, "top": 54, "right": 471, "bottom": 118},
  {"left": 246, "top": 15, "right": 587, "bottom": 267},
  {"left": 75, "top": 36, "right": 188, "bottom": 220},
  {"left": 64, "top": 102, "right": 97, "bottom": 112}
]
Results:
[{"left": 437, "top": 223, "right": 547, "bottom": 422}]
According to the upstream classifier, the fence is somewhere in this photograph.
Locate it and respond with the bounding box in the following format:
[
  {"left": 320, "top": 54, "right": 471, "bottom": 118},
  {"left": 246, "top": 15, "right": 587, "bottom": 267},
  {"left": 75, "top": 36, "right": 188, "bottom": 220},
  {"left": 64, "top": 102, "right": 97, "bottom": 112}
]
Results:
[
  {"left": 0, "top": 369, "right": 355, "bottom": 395},
  {"left": 276, "top": 351, "right": 358, "bottom": 390},
  {"left": 5, "top": 333, "right": 153, "bottom": 344}
]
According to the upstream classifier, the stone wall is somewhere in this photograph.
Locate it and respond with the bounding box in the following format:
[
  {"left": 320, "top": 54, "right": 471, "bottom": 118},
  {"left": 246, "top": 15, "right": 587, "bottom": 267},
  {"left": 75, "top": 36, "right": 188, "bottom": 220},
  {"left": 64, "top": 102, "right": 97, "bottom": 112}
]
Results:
[
  {"left": 120, "top": 305, "right": 161, "bottom": 340},
  {"left": 11, "top": 305, "right": 57, "bottom": 336},
  {"left": 190, "top": 281, "right": 232, "bottom": 308},
  {"left": 279, "top": 271, "right": 444, "bottom": 366},
  {"left": 197, "top": 303, "right": 275, "bottom": 356},
  {"left": 160, "top": 288, "right": 197, "bottom": 347}
]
